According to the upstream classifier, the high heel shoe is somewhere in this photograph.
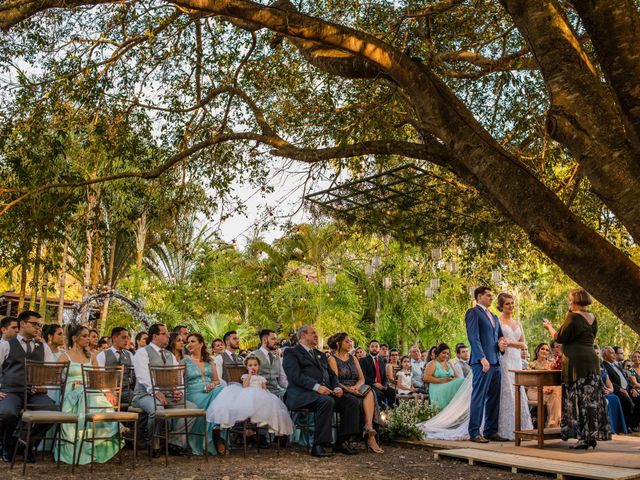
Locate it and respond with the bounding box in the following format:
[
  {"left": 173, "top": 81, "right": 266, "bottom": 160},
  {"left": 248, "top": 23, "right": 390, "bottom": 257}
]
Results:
[
  {"left": 588, "top": 439, "right": 597, "bottom": 449},
  {"left": 363, "top": 426, "right": 384, "bottom": 454}
]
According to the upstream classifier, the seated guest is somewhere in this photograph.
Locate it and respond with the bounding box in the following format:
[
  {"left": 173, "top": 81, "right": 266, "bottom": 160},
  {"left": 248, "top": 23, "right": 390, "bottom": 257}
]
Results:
[
  {"left": 282, "top": 325, "right": 361, "bottom": 457},
  {"left": 426, "top": 345, "right": 437, "bottom": 363},
  {"left": 396, "top": 356, "right": 423, "bottom": 399},
  {"left": 409, "top": 345, "right": 426, "bottom": 393},
  {"left": 354, "top": 347, "right": 366, "bottom": 359},
  {"left": 521, "top": 347, "right": 529, "bottom": 369},
  {"left": 88, "top": 329, "right": 100, "bottom": 355},
  {"left": 56, "top": 324, "right": 122, "bottom": 464},
  {"left": 453, "top": 343, "right": 471, "bottom": 378},
  {"left": 43, "top": 324, "right": 65, "bottom": 360},
  {"left": 550, "top": 341, "right": 563, "bottom": 370},
  {"left": 173, "top": 325, "right": 189, "bottom": 342},
  {"left": 252, "top": 329, "right": 288, "bottom": 398},
  {"left": 207, "top": 355, "right": 293, "bottom": 436},
  {"left": 0, "top": 316, "right": 19, "bottom": 342},
  {"left": 327, "top": 333, "right": 383, "bottom": 454},
  {"left": 385, "top": 349, "right": 400, "bottom": 390},
  {"left": 614, "top": 346, "right": 625, "bottom": 367},
  {"left": 181, "top": 333, "right": 225, "bottom": 455},
  {"left": 527, "top": 342, "right": 561, "bottom": 427},
  {"left": 602, "top": 346, "right": 640, "bottom": 431},
  {"left": 168, "top": 332, "right": 185, "bottom": 362},
  {"left": 379, "top": 343, "right": 389, "bottom": 362},
  {"left": 210, "top": 338, "right": 225, "bottom": 381},
  {"left": 132, "top": 323, "right": 195, "bottom": 457},
  {"left": 627, "top": 351, "right": 640, "bottom": 395},
  {"left": 220, "top": 330, "right": 244, "bottom": 382},
  {"left": 0, "top": 311, "right": 54, "bottom": 463},
  {"left": 96, "top": 327, "right": 134, "bottom": 404},
  {"left": 359, "top": 340, "right": 395, "bottom": 409},
  {"left": 596, "top": 346, "right": 628, "bottom": 434},
  {"left": 423, "top": 343, "right": 464, "bottom": 409},
  {"left": 134, "top": 331, "right": 148, "bottom": 352}
]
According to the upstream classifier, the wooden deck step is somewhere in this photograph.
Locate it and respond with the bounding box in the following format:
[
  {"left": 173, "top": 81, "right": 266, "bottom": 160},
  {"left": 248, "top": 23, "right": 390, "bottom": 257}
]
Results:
[{"left": 433, "top": 448, "right": 640, "bottom": 480}]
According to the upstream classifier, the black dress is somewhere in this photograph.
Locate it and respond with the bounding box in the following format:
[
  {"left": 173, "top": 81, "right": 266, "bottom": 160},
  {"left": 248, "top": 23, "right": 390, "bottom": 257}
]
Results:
[
  {"left": 333, "top": 354, "right": 381, "bottom": 426},
  {"left": 556, "top": 312, "right": 611, "bottom": 442}
]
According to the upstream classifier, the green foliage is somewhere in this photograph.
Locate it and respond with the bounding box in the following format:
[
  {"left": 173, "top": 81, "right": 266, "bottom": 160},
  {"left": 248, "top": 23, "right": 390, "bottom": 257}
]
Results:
[{"left": 381, "top": 399, "right": 440, "bottom": 440}]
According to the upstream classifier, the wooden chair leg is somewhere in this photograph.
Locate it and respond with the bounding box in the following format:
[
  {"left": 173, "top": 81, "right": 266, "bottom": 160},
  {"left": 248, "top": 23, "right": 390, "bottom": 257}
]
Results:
[
  {"left": 22, "top": 422, "right": 32, "bottom": 475},
  {"left": 133, "top": 420, "right": 138, "bottom": 469},
  {"left": 203, "top": 417, "right": 208, "bottom": 463},
  {"left": 242, "top": 422, "right": 247, "bottom": 458},
  {"left": 164, "top": 418, "right": 169, "bottom": 467},
  {"left": 77, "top": 422, "right": 87, "bottom": 468},
  {"left": 90, "top": 420, "right": 96, "bottom": 472},
  {"left": 72, "top": 422, "right": 78, "bottom": 475},
  {"left": 10, "top": 422, "right": 22, "bottom": 470},
  {"left": 183, "top": 417, "right": 190, "bottom": 458}
]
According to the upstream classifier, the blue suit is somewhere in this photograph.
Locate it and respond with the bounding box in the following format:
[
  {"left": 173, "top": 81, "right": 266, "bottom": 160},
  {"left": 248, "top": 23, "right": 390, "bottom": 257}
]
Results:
[{"left": 466, "top": 305, "right": 504, "bottom": 438}]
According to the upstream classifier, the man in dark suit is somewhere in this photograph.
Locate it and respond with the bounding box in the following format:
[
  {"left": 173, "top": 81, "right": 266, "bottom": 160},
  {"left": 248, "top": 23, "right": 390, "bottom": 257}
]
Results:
[
  {"left": 283, "top": 325, "right": 361, "bottom": 457},
  {"left": 466, "top": 286, "right": 507, "bottom": 443},
  {"left": 359, "top": 339, "right": 396, "bottom": 408},
  {"left": 603, "top": 346, "right": 640, "bottom": 430}
]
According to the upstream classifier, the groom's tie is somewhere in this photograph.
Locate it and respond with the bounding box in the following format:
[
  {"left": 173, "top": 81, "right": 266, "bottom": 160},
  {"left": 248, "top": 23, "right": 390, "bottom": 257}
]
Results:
[{"left": 484, "top": 307, "right": 495, "bottom": 328}]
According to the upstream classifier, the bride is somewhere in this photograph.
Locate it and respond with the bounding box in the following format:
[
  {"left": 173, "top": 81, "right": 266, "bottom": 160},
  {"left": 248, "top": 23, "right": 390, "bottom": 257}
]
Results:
[{"left": 418, "top": 292, "right": 532, "bottom": 440}]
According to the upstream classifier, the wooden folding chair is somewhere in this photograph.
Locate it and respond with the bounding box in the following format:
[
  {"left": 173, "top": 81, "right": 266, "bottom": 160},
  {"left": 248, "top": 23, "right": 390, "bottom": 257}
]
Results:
[
  {"left": 149, "top": 364, "right": 207, "bottom": 466},
  {"left": 80, "top": 365, "right": 139, "bottom": 471},
  {"left": 11, "top": 361, "right": 78, "bottom": 475}
]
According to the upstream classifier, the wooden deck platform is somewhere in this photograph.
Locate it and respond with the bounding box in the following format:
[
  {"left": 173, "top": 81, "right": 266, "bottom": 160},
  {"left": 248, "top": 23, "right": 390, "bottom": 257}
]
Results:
[
  {"left": 433, "top": 448, "right": 640, "bottom": 480},
  {"left": 398, "top": 435, "right": 640, "bottom": 479}
]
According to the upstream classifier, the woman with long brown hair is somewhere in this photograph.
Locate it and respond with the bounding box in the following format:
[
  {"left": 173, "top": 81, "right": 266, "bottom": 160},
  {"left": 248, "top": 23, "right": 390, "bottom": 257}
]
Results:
[{"left": 182, "top": 333, "right": 225, "bottom": 455}]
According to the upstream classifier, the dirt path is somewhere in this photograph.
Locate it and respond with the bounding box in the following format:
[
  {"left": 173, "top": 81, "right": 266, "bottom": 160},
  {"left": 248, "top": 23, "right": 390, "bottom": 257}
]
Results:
[{"left": 4, "top": 444, "right": 549, "bottom": 479}]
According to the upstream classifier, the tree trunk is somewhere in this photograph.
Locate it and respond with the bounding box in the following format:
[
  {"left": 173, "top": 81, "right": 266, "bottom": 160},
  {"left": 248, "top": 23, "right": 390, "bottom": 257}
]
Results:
[
  {"left": 18, "top": 253, "right": 28, "bottom": 311},
  {"left": 98, "top": 235, "right": 117, "bottom": 334},
  {"left": 135, "top": 212, "right": 148, "bottom": 269},
  {"left": 39, "top": 241, "right": 48, "bottom": 320},
  {"left": 80, "top": 185, "right": 99, "bottom": 324},
  {"left": 57, "top": 233, "right": 69, "bottom": 325},
  {"left": 29, "top": 237, "right": 42, "bottom": 310}
]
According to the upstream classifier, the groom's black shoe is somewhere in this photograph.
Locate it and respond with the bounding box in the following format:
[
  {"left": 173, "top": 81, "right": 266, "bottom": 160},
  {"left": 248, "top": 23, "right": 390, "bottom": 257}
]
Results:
[
  {"left": 485, "top": 435, "right": 509, "bottom": 442},
  {"left": 311, "top": 444, "right": 333, "bottom": 458},
  {"left": 470, "top": 435, "right": 489, "bottom": 444},
  {"left": 334, "top": 440, "right": 358, "bottom": 455}
]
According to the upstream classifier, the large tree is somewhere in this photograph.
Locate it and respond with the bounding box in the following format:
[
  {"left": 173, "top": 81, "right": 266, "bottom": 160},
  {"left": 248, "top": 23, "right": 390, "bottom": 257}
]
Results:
[{"left": 2, "top": 0, "right": 640, "bottom": 330}]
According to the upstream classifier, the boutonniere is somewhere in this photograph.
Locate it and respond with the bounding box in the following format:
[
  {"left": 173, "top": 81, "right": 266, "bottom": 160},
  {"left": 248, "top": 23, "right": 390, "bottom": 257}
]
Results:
[
  {"left": 316, "top": 354, "right": 322, "bottom": 360},
  {"left": 34, "top": 342, "right": 40, "bottom": 348}
]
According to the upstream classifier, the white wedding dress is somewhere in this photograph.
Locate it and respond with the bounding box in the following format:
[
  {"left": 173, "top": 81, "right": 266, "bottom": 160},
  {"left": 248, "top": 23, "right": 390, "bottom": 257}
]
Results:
[{"left": 418, "top": 323, "right": 533, "bottom": 440}]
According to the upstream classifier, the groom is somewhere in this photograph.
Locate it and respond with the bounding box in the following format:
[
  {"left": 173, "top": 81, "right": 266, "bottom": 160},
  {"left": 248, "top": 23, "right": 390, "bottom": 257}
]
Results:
[{"left": 466, "top": 286, "right": 507, "bottom": 443}]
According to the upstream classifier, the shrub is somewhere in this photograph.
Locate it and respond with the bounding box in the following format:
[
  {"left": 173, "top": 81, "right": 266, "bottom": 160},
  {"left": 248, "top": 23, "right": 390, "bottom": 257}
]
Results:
[{"left": 382, "top": 399, "right": 439, "bottom": 440}]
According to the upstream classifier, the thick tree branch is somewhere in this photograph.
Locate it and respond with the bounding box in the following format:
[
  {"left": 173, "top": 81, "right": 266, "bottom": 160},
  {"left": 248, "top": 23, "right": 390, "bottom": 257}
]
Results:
[
  {"left": 569, "top": 0, "right": 640, "bottom": 150},
  {"left": 501, "top": 0, "right": 640, "bottom": 242}
]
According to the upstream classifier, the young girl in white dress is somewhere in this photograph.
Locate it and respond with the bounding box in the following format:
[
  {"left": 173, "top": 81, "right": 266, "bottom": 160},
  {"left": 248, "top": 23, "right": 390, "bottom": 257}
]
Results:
[
  {"left": 397, "top": 356, "right": 424, "bottom": 400},
  {"left": 206, "top": 355, "right": 293, "bottom": 435}
]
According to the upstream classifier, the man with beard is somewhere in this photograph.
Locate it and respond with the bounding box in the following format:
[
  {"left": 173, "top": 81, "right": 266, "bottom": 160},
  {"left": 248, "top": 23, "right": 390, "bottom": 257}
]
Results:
[
  {"left": 221, "top": 330, "right": 244, "bottom": 382},
  {"left": 252, "top": 329, "right": 288, "bottom": 398}
]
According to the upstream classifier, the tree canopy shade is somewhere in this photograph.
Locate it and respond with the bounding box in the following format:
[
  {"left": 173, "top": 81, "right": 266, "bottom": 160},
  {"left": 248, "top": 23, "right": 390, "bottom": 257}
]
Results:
[{"left": 2, "top": 1, "right": 640, "bottom": 330}]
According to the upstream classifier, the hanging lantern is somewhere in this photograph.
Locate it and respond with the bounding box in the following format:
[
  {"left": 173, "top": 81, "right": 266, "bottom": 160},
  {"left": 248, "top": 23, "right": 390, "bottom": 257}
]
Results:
[
  {"left": 424, "top": 287, "right": 434, "bottom": 299},
  {"left": 430, "top": 278, "right": 441, "bottom": 290},
  {"left": 491, "top": 270, "right": 502, "bottom": 283},
  {"left": 383, "top": 276, "right": 392, "bottom": 290},
  {"left": 326, "top": 272, "right": 336, "bottom": 288},
  {"left": 449, "top": 261, "right": 459, "bottom": 274},
  {"left": 371, "top": 253, "right": 382, "bottom": 269},
  {"left": 365, "top": 264, "right": 374, "bottom": 278},
  {"left": 431, "top": 248, "right": 442, "bottom": 261}
]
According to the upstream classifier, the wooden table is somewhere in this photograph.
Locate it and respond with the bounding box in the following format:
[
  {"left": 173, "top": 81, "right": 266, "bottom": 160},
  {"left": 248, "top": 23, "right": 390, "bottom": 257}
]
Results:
[{"left": 511, "top": 369, "right": 562, "bottom": 448}]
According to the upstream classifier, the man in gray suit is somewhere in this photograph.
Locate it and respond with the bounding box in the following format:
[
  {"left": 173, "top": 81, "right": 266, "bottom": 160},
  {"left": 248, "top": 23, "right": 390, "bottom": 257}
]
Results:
[
  {"left": 132, "top": 323, "right": 195, "bottom": 457},
  {"left": 252, "top": 329, "right": 288, "bottom": 398}
]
